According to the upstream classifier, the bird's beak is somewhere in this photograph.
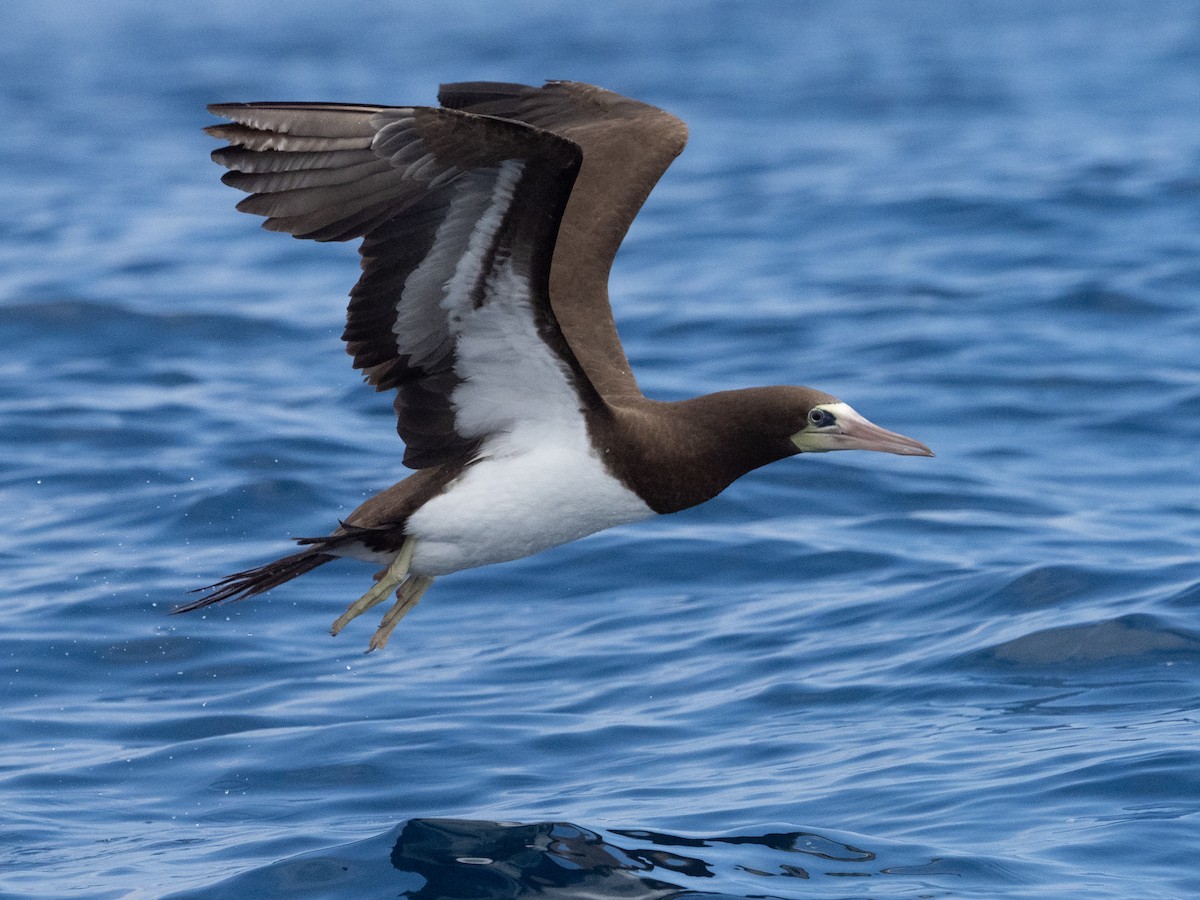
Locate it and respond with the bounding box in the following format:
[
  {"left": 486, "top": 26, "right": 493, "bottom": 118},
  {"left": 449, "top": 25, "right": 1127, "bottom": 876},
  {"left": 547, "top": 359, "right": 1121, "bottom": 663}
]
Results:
[{"left": 791, "top": 403, "right": 934, "bottom": 457}]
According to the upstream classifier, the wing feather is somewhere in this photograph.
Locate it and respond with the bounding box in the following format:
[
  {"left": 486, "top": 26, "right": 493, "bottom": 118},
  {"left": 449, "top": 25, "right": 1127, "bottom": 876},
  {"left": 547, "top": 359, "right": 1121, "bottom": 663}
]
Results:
[
  {"left": 207, "top": 101, "right": 588, "bottom": 468},
  {"left": 439, "top": 81, "right": 688, "bottom": 400}
]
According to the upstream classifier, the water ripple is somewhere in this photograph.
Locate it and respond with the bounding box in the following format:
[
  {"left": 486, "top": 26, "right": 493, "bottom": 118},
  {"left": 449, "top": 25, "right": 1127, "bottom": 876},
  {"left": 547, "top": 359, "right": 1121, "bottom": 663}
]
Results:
[{"left": 4, "top": 2, "right": 1200, "bottom": 897}]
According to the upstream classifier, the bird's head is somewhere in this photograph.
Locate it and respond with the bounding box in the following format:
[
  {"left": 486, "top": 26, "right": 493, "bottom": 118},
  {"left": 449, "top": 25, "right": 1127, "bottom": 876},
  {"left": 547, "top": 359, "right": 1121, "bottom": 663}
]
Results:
[{"left": 789, "top": 397, "right": 934, "bottom": 457}]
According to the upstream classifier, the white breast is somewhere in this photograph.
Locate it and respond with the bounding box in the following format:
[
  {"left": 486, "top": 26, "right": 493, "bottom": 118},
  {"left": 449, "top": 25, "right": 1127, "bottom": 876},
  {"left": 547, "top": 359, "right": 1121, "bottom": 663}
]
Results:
[
  {"left": 404, "top": 423, "right": 655, "bottom": 576},
  {"left": 372, "top": 159, "right": 656, "bottom": 575}
]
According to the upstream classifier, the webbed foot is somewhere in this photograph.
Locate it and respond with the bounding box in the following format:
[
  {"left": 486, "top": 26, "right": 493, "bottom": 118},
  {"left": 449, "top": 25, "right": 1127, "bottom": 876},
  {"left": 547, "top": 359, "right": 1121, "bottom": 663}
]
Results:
[
  {"left": 330, "top": 539, "right": 415, "bottom": 637},
  {"left": 367, "top": 575, "right": 435, "bottom": 652}
]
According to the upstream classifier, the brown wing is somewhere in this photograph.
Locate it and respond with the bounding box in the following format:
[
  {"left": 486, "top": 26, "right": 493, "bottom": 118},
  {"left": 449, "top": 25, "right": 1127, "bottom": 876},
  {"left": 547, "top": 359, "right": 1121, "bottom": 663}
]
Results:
[
  {"left": 207, "top": 102, "right": 587, "bottom": 468},
  {"left": 439, "top": 81, "right": 689, "bottom": 400}
]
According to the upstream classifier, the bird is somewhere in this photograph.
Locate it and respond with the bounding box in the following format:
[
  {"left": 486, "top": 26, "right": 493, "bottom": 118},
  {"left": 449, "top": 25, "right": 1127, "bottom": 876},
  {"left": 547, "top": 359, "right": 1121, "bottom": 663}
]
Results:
[{"left": 180, "top": 80, "right": 933, "bottom": 651}]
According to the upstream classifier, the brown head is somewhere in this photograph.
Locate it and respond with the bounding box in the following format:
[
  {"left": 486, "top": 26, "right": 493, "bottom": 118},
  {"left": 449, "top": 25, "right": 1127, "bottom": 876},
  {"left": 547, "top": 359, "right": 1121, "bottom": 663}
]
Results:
[{"left": 600, "top": 386, "right": 933, "bottom": 514}]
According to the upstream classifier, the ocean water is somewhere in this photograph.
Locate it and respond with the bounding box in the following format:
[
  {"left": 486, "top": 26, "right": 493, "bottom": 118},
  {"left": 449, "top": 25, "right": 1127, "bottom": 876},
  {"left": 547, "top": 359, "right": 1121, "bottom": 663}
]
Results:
[{"left": 3, "top": 1, "right": 1199, "bottom": 896}]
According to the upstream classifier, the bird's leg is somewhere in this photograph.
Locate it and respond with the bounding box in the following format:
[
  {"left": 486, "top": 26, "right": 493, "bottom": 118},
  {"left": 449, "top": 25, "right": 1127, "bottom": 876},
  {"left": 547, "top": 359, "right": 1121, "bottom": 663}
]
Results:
[
  {"left": 330, "top": 539, "right": 415, "bottom": 637},
  {"left": 367, "top": 575, "right": 435, "bottom": 652}
]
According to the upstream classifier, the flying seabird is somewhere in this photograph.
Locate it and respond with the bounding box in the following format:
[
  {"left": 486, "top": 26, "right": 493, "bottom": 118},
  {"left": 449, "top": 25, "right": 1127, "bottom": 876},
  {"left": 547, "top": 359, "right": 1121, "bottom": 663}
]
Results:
[{"left": 181, "top": 81, "right": 933, "bottom": 651}]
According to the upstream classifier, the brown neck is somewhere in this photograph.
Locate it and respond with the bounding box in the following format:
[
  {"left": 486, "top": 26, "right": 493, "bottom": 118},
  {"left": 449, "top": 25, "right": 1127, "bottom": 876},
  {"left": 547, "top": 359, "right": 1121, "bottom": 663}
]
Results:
[{"left": 589, "top": 388, "right": 814, "bottom": 514}]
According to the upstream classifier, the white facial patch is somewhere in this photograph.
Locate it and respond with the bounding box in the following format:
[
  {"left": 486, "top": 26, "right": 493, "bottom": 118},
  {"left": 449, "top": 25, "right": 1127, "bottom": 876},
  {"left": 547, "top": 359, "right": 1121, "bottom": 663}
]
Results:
[{"left": 790, "top": 402, "right": 857, "bottom": 452}]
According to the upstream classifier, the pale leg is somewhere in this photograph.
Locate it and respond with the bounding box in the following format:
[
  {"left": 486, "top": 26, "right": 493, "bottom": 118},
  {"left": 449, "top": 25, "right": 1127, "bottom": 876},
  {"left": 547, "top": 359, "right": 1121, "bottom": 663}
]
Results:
[
  {"left": 367, "top": 575, "right": 435, "bottom": 652},
  {"left": 330, "top": 539, "right": 415, "bottom": 637}
]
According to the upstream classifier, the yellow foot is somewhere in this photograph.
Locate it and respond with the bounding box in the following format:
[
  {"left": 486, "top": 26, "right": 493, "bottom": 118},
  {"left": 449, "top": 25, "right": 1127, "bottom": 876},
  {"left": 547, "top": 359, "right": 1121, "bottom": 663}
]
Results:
[
  {"left": 330, "top": 539, "right": 415, "bottom": 637},
  {"left": 367, "top": 575, "right": 435, "bottom": 652}
]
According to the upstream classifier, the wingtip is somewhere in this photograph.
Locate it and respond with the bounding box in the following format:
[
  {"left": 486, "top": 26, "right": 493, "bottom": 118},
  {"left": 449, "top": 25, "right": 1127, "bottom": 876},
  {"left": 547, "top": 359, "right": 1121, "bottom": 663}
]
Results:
[{"left": 207, "top": 102, "right": 246, "bottom": 118}]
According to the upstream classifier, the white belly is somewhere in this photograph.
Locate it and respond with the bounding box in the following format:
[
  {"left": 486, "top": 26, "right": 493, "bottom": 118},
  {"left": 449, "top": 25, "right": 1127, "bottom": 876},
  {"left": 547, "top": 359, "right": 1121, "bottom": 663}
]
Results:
[{"left": 404, "top": 431, "right": 655, "bottom": 576}]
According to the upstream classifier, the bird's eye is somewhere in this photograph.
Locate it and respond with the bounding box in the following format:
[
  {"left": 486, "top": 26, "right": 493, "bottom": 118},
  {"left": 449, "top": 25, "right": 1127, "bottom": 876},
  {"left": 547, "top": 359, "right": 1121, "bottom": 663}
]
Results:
[{"left": 809, "top": 409, "right": 835, "bottom": 428}]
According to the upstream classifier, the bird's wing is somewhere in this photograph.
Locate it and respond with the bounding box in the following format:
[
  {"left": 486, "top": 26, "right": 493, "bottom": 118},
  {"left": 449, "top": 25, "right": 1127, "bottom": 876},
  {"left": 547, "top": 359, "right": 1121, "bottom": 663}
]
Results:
[
  {"left": 207, "top": 102, "right": 594, "bottom": 468},
  {"left": 439, "top": 81, "right": 689, "bottom": 400}
]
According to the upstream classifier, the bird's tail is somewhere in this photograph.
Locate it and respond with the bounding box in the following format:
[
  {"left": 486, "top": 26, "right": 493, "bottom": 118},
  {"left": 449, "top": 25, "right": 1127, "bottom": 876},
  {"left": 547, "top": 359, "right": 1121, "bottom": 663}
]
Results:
[{"left": 175, "top": 548, "right": 335, "bottom": 613}]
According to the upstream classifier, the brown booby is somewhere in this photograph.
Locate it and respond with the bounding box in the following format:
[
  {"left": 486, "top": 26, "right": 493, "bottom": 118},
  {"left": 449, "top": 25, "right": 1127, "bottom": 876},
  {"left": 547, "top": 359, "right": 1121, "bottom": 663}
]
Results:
[{"left": 181, "top": 81, "right": 933, "bottom": 651}]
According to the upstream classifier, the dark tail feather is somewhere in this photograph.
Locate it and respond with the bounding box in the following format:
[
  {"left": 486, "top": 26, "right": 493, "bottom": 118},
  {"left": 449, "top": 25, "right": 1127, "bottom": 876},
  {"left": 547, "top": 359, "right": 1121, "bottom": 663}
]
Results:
[{"left": 176, "top": 549, "right": 335, "bottom": 613}]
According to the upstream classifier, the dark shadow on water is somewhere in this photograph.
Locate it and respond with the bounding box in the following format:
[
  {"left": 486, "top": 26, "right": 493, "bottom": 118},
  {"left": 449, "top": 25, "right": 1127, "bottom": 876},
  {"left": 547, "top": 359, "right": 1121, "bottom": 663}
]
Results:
[{"left": 168, "top": 818, "right": 1014, "bottom": 898}]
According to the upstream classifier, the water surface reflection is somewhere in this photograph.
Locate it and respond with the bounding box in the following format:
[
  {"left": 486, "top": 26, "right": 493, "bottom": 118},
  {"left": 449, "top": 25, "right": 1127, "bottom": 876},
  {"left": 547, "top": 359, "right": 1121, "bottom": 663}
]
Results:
[{"left": 179, "top": 817, "right": 992, "bottom": 898}]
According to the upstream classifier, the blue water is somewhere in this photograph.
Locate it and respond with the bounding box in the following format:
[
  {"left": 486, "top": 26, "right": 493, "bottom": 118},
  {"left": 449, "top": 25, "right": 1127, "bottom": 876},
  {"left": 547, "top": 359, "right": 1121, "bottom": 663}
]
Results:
[{"left": 3, "top": 1, "right": 1199, "bottom": 896}]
